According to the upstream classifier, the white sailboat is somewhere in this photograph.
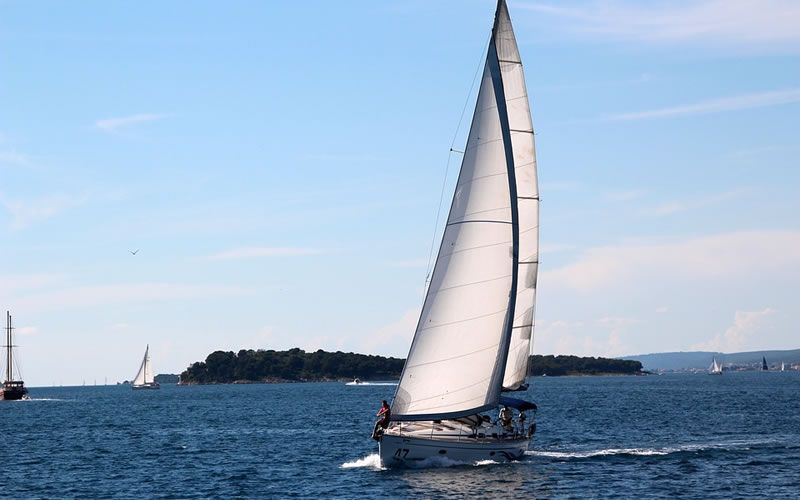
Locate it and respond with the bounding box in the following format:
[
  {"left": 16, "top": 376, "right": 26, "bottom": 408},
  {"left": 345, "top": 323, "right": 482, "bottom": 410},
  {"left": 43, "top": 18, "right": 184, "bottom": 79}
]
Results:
[
  {"left": 781, "top": 362, "right": 786, "bottom": 372},
  {"left": 708, "top": 357, "right": 722, "bottom": 375},
  {"left": 131, "top": 344, "right": 160, "bottom": 390},
  {"left": 376, "top": 0, "right": 539, "bottom": 466}
]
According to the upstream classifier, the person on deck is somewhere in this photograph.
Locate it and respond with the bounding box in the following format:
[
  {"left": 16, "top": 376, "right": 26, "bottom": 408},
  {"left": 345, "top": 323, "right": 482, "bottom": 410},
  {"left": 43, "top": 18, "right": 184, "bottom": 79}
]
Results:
[
  {"left": 377, "top": 400, "right": 391, "bottom": 428},
  {"left": 499, "top": 406, "right": 513, "bottom": 430},
  {"left": 372, "top": 400, "right": 392, "bottom": 440}
]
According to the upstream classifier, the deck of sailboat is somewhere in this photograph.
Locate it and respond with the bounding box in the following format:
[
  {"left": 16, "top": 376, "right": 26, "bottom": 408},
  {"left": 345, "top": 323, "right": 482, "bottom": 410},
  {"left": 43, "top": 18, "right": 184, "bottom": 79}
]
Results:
[{"left": 384, "top": 418, "right": 529, "bottom": 443}]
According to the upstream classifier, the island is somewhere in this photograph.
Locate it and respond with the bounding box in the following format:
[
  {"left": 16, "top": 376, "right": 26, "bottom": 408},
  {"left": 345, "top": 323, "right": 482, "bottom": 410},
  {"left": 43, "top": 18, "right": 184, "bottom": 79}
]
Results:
[
  {"left": 179, "top": 348, "right": 643, "bottom": 384},
  {"left": 529, "top": 355, "right": 642, "bottom": 376}
]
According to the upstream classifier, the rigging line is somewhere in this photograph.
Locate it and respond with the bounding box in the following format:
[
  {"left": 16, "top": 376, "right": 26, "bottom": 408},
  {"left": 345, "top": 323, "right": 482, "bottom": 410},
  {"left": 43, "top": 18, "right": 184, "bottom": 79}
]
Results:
[{"left": 422, "top": 34, "right": 492, "bottom": 300}]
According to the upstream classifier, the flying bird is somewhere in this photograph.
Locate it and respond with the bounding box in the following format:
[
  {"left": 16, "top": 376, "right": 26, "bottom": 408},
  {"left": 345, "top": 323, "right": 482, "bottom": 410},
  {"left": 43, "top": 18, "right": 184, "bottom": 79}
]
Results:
[{"left": 129, "top": 249, "right": 139, "bottom": 255}]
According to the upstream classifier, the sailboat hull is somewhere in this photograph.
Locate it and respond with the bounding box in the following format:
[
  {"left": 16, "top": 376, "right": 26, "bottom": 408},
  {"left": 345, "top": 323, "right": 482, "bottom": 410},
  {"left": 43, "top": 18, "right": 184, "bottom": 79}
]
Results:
[
  {"left": 0, "top": 385, "right": 28, "bottom": 401},
  {"left": 379, "top": 433, "right": 529, "bottom": 467},
  {"left": 132, "top": 383, "right": 160, "bottom": 390}
]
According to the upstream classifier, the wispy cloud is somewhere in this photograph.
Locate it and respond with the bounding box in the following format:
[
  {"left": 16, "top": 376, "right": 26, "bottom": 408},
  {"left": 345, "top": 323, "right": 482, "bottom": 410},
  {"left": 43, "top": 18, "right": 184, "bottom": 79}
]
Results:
[
  {"left": 519, "top": 0, "right": 800, "bottom": 49},
  {"left": 389, "top": 258, "right": 428, "bottom": 269},
  {"left": 608, "top": 88, "right": 800, "bottom": 121},
  {"left": 0, "top": 194, "right": 87, "bottom": 229},
  {"left": 647, "top": 190, "right": 743, "bottom": 216},
  {"left": 95, "top": 113, "right": 170, "bottom": 132},
  {"left": 204, "top": 246, "right": 326, "bottom": 261},
  {"left": 0, "top": 150, "right": 30, "bottom": 167},
  {"left": 604, "top": 189, "right": 647, "bottom": 202},
  {"left": 15, "top": 283, "right": 248, "bottom": 312},
  {"left": 542, "top": 230, "right": 800, "bottom": 292},
  {"left": 540, "top": 243, "right": 577, "bottom": 254}
]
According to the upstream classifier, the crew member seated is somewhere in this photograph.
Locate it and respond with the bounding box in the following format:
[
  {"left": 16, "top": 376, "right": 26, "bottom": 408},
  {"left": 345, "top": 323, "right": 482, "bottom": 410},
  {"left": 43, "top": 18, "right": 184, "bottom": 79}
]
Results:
[{"left": 499, "top": 406, "right": 513, "bottom": 430}]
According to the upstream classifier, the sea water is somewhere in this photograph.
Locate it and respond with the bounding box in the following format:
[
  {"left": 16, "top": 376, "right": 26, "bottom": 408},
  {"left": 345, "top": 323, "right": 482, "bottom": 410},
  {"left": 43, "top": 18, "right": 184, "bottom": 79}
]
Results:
[{"left": 1, "top": 372, "right": 798, "bottom": 498}]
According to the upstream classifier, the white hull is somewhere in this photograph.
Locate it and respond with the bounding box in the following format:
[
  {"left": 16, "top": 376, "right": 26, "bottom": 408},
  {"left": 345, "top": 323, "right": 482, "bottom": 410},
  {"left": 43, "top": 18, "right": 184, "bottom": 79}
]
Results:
[{"left": 379, "top": 433, "right": 528, "bottom": 467}]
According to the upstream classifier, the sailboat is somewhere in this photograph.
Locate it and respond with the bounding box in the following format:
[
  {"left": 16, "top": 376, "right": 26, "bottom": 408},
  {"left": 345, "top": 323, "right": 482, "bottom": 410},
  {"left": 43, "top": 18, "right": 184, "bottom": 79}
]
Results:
[
  {"left": 781, "top": 362, "right": 786, "bottom": 372},
  {"left": 1, "top": 311, "right": 28, "bottom": 401},
  {"left": 376, "top": 0, "right": 539, "bottom": 466},
  {"left": 708, "top": 357, "right": 722, "bottom": 375},
  {"left": 131, "top": 344, "right": 160, "bottom": 390},
  {"left": 762, "top": 356, "right": 769, "bottom": 371}
]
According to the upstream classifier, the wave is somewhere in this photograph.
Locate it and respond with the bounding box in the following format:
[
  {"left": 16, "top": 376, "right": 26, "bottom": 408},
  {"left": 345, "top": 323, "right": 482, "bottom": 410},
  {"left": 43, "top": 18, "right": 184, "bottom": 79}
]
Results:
[
  {"left": 529, "top": 439, "right": 776, "bottom": 459},
  {"left": 345, "top": 382, "right": 398, "bottom": 386},
  {"left": 19, "top": 397, "right": 68, "bottom": 402},
  {"left": 341, "top": 454, "right": 385, "bottom": 470}
]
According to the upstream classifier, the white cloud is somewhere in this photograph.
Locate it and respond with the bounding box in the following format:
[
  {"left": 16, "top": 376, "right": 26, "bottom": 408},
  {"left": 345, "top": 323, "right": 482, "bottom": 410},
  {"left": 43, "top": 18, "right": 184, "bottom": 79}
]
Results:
[
  {"left": 542, "top": 230, "right": 800, "bottom": 292},
  {"left": 14, "top": 283, "right": 248, "bottom": 312},
  {"left": 534, "top": 317, "right": 632, "bottom": 357},
  {"left": 604, "top": 189, "right": 647, "bottom": 202},
  {"left": 389, "top": 258, "right": 429, "bottom": 269},
  {"left": 692, "top": 308, "right": 777, "bottom": 351},
  {"left": 95, "top": 113, "right": 170, "bottom": 132},
  {"left": 0, "top": 194, "right": 87, "bottom": 229},
  {"left": 655, "top": 306, "right": 669, "bottom": 314},
  {"left": 204, "top": 246, "right": 326, "bottom": 261},
  {"left": 540, "top": 243, "right": 577, "bottom": 254},
  {"left": 16, "top": 326, "right": 38, "bottom": 336},
  {"left": 360, "top": 308, "right": 419, "bottom": 357},
  {"left": 519, "top": 0, "right": 800, "bottom": 49},
  {"left": 608, "top": 88, "right": 800, "bottom": 121},
  {"left": 0, "top": 150, "right": 30, "bottom": 167},
  {"left": 540, "top": 180, "right": 581, "bottom": 192}
]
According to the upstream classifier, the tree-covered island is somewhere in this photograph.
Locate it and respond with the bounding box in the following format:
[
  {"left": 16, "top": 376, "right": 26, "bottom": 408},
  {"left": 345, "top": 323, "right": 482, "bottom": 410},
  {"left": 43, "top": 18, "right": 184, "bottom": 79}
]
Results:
[{"left": 179, "top": 348, "right": 643, "bottom": 384}]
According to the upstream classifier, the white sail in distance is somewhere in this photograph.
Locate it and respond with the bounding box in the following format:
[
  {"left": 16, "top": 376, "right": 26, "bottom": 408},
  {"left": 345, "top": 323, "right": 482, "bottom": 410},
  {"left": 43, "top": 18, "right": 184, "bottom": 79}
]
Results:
[
  {"left": 392, "top": 0, "right": 526, "bottom": 420},
  {"left": 133, "top": 345, "right": 154, "bottom": 385}
]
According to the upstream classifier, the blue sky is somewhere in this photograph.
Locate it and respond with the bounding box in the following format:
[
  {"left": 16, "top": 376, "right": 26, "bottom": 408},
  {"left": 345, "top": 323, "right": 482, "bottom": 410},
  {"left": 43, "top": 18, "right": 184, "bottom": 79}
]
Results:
[{"left": 1, "top": 0, "right": 798, "bottom": 386}]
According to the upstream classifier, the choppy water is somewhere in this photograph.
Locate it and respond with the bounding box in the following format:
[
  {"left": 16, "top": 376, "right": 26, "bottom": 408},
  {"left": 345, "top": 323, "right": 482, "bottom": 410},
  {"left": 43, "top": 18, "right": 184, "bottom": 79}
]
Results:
[{"left": 2, "top": 372, "right": 798, "bottom": 498}]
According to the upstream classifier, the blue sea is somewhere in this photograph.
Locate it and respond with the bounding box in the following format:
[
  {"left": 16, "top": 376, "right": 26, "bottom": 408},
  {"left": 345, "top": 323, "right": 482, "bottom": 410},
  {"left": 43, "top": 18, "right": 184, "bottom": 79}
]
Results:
[{"left": 2, "top": 372, "right": 798, "bottom": 498}]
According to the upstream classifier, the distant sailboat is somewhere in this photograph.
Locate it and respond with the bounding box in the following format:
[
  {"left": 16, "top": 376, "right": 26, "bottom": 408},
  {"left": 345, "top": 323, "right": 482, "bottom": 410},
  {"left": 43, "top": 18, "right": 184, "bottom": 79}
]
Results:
[
  {"left": 132, "top": 344, "right": 160, "bottom": 390},
  {"left": 781, "top": 362, "right": 786, "bottom": 372},
  {"left": 708, "top": 357, "right": 722, "bottom": 375},
  {"left": 762, "top": 356, "right": 768, "bottom": 371},
  {"left": 375, "top": 0, "right": 539, "bottom": 466},
  {"left": 1, "top": 311, "right": 28, "bottom": 401}
]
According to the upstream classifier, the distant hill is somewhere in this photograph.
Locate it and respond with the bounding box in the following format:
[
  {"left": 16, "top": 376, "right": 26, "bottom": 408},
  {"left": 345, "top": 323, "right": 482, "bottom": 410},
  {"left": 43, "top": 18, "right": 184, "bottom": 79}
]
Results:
[
  {"left": 621, "top": 349, "right": 800, "bottom": 371},
  {"left": 179, "top": 348, "right": 643, "bottom": 384},
  {"left": 180, "top": 348, "right": 405, "bottom": 384},
  {"left": 530, "top": 355, "right": 641, "bottom": 376},
  {"left": 154, "top": 374, "right": 180, "bottom": 384}
]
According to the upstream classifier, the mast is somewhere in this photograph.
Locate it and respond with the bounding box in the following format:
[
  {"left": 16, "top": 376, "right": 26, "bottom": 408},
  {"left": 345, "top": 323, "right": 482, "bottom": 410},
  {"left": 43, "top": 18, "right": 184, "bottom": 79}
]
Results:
[
  {"left": 6, "top": 311, "right": 12, "bottom": 382},
  {"left": 390, "top": 0, "right": 523, "bottom": 421}
]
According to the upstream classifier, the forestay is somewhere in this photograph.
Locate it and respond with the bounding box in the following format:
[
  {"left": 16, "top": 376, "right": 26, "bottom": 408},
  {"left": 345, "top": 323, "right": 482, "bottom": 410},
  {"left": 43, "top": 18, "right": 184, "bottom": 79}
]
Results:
[{"left": 392, "top": 1, "right": 525, "bottom": 421}]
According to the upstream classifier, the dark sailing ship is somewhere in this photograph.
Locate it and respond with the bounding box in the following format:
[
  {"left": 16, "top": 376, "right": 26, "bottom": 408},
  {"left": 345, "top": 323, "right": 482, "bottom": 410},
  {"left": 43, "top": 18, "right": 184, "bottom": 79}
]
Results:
[
  {"left": 1, "top": 311, "right": 28, "bottom": 401},
  {"left": 762, "top": 356, "right": 768, "bottom": 371}
]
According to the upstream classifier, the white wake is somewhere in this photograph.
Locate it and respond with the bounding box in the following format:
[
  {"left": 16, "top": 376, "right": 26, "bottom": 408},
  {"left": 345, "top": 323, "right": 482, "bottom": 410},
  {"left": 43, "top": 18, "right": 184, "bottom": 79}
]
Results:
[
  {"left": 345, "top": 382, "right": 398, "bottom": 386},
  {"left": 341, "top": 454, "right": 384, "bottom": 470},
  {"left": 529, "top": 440, "right": 776, "bottom": 459}
]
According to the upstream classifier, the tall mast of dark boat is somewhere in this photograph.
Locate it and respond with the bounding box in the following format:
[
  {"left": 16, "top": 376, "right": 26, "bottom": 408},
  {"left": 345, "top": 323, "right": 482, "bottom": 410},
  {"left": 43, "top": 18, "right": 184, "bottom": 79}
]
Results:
[{"left": 5, "top": 311, "right": 11, "bottom": 382}]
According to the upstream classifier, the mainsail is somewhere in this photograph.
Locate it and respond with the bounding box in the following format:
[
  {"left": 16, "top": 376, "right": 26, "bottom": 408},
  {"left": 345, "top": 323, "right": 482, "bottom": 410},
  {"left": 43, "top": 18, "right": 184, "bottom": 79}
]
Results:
[
  {"left": 133, "top": 345, "right": 154, "bottom": 385},
  {"left": 392, "top": 0, "right": 535, "bottom": 420}
]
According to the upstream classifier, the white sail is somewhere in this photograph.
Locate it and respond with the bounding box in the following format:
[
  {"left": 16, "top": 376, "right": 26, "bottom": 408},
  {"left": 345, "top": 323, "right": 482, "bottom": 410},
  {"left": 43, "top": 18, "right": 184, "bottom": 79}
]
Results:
[
  {"left": 132, "top": 345, "right": 153, "bottom": 385},
  {"left": 392, "top": 2, "right": 523, "bottom": 420},
  {"left": 495, "top": 0, "right": 539, "bottom": 391}
]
